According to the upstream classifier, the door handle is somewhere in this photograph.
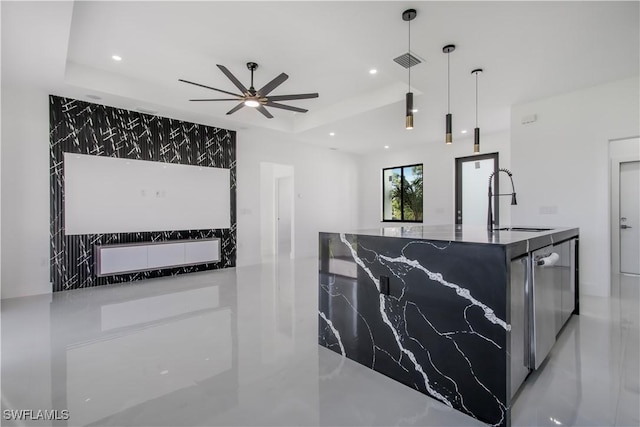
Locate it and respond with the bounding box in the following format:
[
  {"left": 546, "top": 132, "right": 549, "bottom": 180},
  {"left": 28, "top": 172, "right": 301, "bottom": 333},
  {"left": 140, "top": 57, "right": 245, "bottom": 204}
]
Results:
[
  {"left": 620, "top": 224, "right": 632, "bottom": 229},
  {"left": 536, "top": 252, "right": 560, "bottom": 267}
]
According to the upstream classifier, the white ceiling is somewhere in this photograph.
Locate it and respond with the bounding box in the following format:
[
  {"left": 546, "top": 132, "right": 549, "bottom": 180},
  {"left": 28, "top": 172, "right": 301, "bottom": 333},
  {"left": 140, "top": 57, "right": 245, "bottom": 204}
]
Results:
[{"left": 2, "top": 1, "right": 639, "bottom": 153}]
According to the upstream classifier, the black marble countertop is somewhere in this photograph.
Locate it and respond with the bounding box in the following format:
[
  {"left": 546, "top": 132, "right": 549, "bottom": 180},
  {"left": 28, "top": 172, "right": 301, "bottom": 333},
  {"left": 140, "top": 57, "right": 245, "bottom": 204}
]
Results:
[{"left": 327, "top": 225, "right": 579, "bottom": 258}]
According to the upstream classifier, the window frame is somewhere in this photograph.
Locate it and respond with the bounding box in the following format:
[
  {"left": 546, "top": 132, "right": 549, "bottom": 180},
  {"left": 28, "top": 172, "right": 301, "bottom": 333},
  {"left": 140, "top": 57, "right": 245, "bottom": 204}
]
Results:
[{"left": 381, "top": 163, "right": 424, "bottom": 223}]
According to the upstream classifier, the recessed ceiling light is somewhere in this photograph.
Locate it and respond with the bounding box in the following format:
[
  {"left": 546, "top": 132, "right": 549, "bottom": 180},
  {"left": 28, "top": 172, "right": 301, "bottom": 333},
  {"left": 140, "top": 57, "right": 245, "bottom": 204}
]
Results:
[
  {"left": 461, "top": 130, "right": 468, "bottom": 134},
  {"left": 384, "top": 145, "right": 390, "bottom": 149},
  {"left": 329, "top": 132, "right": 335, "bottom": 136},
  {"left": 112, "top": 55, "right": 122, "bottom": 61},
  {"left": 369, "top": 69, "right": 378, "bottom": 75}
]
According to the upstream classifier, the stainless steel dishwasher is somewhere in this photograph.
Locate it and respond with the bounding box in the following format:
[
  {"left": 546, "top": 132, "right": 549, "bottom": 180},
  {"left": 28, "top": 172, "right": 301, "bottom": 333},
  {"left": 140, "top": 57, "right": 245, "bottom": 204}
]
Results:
[
  {"left": 509, "top": 255, "right": 530, "bottom": 398},
  {"left": 529, "top": 246, "right": 560, "bottom": 369}
]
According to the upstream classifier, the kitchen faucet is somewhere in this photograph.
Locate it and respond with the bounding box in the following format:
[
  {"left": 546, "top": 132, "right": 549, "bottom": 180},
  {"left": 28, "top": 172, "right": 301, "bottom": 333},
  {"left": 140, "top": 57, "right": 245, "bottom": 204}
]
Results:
[{"left": 487, "top": 168, "right": 517, "bottom": 231}]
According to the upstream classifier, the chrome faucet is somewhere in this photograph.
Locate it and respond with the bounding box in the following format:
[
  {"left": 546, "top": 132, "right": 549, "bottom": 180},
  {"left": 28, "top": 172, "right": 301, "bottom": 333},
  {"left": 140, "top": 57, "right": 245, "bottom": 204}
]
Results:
[{"left": 488, "top": 168, "right": 517, "bottom": 231}]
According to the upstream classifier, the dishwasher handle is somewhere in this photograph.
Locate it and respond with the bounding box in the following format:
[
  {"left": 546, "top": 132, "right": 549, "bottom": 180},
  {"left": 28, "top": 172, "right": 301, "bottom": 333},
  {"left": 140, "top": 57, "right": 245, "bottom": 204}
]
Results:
[{"left": 536, "top": 252, "right": 559, "bottom": 267}]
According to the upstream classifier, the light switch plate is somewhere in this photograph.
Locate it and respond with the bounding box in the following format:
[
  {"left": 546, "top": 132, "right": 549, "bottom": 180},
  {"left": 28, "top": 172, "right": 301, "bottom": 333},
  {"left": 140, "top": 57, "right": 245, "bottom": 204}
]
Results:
[{"left": 539, "top": 205, "right": 558, "bottom": 215}]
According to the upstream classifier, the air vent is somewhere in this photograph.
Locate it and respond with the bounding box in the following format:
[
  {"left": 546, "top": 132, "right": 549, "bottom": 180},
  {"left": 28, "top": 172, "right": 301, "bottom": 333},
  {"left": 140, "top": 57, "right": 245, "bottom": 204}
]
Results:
[{"left": 393, "top": 52, "right": 423, "bottom": 69}]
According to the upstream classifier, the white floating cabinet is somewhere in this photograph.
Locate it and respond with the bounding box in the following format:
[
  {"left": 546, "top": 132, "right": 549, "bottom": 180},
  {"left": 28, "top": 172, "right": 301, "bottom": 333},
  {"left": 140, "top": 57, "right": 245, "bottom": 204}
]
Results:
[
  {"left": 148, "top": 243, "right": 186, "bottom": 269},
  {"left": 185, "top": 240, "right": 220, "bottom": 264},
  {"left": 99, "top": 246, "right": 148, "bottom": 276},
  {"left": 96, "top": 239, "right": 220, "bottom": 276}
]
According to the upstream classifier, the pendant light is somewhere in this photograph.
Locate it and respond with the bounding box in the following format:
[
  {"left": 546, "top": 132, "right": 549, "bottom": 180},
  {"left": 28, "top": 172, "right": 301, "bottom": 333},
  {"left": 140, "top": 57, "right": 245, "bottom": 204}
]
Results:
[
  {"left": 403, "top": 9, "right": 417, "bottom": 130},
  {"left": 443, "top": 44, "right": 456, "bottom": 144},
  {"left": 471, "top": 68, "right": 483, "bottom": 153}
]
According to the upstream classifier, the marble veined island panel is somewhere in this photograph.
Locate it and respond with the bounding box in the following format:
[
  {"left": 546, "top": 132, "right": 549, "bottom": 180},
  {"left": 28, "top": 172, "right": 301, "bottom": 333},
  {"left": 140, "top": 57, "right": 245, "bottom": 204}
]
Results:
[{"left": 318, "top": 231, "right": 512, "bottom": 426}]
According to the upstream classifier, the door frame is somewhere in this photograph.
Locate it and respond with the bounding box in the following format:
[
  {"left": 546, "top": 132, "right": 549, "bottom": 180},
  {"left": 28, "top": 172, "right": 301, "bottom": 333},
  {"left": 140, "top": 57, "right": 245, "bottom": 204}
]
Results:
[
  {"left": 611, "top": 156, "right": 640, "bottom": 277},
  {"left": 454, "top": 152, "right": 499, "bottom": 225},
  {"left": 609, "top": 137, "right": 640, "bottom": 296}
]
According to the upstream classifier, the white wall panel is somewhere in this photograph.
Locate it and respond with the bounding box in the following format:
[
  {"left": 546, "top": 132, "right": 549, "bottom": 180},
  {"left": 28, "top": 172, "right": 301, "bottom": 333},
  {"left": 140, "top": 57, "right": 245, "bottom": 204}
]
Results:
[{"left": 64, "top": 153, "right": 230, "bottom": 234}]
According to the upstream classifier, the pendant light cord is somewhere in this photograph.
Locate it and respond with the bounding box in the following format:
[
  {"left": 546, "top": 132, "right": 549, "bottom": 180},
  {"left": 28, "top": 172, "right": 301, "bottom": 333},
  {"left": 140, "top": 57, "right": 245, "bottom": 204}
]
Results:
[
  {"left": 475, "top": 72, "right": 478, "bottom": 127},
  {"left": 408, "top": 18, "right": 411, "bottom": 91},
  {"left": 447, "top": 53, "right": 451, "bottom": 113}
]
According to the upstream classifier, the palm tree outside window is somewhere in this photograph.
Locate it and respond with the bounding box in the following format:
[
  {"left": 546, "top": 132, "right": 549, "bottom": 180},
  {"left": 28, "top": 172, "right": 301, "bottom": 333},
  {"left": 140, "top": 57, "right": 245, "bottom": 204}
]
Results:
[{"left": 382, "top": 164, "right": 423, "bottom": 222}]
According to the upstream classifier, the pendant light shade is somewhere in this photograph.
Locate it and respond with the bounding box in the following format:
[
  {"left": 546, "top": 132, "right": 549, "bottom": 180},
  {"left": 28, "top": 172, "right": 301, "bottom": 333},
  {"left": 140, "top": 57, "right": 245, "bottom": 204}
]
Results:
[
  {"left": 474, "top": 127, "right": 480, "bottom": 153},
  {"left": 471, "top": 68, "right": 483, "bottom": 153},
  {"left": 406, "top": 92, "right": 414, "bottom": 129},
  {"left": 403, "top": 9, "right": 417, "bottom": 130},
  {"left": 443, "top": 44, "right": 455, "bottom": 144}
]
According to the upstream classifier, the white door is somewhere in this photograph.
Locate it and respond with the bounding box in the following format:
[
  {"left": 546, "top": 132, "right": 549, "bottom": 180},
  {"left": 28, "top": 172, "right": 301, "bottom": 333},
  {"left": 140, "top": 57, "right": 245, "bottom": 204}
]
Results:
[
  {"left": 620, "top": 161, "right": 640, "bottom": 275},
  {"left": 276, "top": 176, "right": 293, "bottom": 258},
  {"left": 462, "top": 159, "right": 494, "bottom": 225},
  {"left": 455, "top": 153, "right": 498, "bottom": 226}
]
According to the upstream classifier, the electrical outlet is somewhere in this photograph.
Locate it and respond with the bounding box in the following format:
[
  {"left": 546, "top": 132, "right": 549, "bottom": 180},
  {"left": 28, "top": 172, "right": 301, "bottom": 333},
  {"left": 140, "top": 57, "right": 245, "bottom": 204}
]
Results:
[{"left": 380, "top": 275, "right": 390, "bottom": 295}]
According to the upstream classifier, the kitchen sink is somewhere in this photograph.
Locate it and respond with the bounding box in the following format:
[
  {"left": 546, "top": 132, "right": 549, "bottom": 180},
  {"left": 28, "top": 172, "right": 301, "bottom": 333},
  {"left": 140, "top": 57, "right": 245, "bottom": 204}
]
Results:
[{"left": 494, "top": 227, "right": 553, "bottom": 232}]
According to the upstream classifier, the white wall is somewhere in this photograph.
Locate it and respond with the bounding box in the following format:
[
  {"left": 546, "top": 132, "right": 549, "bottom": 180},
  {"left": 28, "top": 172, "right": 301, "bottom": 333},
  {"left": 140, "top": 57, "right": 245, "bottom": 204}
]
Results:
[
  {"left": 511, "top": 76, "right": 640, "bottom": 297},
  {"left": 237, "top": 129, "right": 358, "bottom": 266},
  {"left": 358, "top": 131, "right": 512, "bottom": 229},
  {"left": 1, "top": 84, "right": 52, "bottom": 299}
]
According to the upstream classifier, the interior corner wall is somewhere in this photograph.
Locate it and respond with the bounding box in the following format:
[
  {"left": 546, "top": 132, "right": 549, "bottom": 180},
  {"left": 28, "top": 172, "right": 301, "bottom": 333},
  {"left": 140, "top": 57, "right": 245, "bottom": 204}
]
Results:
[
  {"left": 1, "top": 84, "right": 51, "bottom": 299},
  {"left": 511, "top": 76, "right": 640, "bottom": 297},
  {"left": 235, "top": 129, "right": 359, "bottom": 267},
  {"left": 357, "top": 131, "right": 512, "bottom": 230}
]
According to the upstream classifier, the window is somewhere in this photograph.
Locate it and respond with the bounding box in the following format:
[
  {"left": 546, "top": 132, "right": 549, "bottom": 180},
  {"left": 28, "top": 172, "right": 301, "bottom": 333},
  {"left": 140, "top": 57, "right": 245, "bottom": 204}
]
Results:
[{"left": 382, "top": 164, "right": 423, "bottom": 222}]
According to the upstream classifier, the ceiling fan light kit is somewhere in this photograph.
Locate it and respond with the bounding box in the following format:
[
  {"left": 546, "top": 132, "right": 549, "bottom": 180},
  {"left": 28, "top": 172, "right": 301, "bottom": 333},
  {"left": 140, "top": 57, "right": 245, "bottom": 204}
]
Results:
[{"left": 179, "top": 61, "right": 318, "bottom": 119}]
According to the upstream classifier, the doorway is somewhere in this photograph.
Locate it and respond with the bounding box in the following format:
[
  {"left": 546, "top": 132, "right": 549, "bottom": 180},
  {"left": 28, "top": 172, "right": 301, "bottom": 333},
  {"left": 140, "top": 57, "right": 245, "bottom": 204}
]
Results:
[
  {"left": 610, "top": 138, "right": 640, "bottom": 289},
  {"left": 260, "top": 162, "right": 294, "bottom": 261},
  {"left": 455, "top": 153, "right": 499, "bottom": 225},
  {"left": 276, "top": 176, "right": 293, "bottom": 258}
]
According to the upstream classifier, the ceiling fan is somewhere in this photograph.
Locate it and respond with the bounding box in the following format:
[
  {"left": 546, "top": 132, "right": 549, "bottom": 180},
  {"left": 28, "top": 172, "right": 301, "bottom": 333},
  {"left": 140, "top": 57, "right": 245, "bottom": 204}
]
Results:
[{"left": 179, "top": 62, "right": 319, "bottom": 119}]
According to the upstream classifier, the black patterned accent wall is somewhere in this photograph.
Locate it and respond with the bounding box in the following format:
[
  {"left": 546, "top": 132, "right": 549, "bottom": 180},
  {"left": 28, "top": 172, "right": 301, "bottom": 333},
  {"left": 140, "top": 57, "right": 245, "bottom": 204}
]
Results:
[{"left": 49, "top": 95, "right": 236, "bottom": 292}]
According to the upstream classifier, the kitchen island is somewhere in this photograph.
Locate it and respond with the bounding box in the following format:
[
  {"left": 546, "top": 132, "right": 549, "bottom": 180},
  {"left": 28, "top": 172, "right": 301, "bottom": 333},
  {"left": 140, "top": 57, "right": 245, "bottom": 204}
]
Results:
[{"left": 318, "top": 225, "right": 579, "bottom": 427}]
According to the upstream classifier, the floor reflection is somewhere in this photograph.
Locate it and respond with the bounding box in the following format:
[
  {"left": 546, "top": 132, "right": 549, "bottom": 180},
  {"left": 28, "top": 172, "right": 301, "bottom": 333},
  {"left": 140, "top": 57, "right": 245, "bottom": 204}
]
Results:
[
  {"left": 512, "top": 273, "right": 639, "bottom": 427},
  {"left": 1, "top": 260, "right": 638, "bottom": 426}
]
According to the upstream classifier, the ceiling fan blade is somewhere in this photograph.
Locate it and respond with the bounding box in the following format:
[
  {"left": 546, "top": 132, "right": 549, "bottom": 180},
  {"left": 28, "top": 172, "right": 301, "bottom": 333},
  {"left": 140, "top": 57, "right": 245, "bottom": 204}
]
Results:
[
  {"left": 256, "top": 105, "right": 274, "bottom": 119},
  {"left": 217, "top": 64, "right": 249, "bottom": 94},
  {"left": 267, "top": 93, "right": 319, "bottom": 102},
  {"left": 189, "top": 98, "right": 241, "bottom": 101},
  {"left": 179, "top": 79, "right": 242, "bottom": 97},
  {"left": 226, "top": 103, "right": 245, "bottom": 115},
  {"left": 258, "top": 73, "right": 289, "bottom": 97},
  {"left": 265, "top": 101, "right": 308, "bottom": 113}
]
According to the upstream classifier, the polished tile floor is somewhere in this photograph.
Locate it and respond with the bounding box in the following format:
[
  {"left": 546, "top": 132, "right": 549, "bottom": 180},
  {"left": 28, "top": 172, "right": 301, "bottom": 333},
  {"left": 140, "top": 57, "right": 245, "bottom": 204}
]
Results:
[{"left": 1, "top": 258, "right": 638, "bottom": 426}]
